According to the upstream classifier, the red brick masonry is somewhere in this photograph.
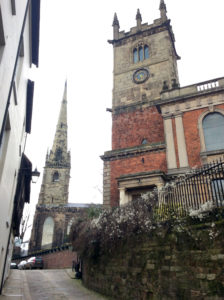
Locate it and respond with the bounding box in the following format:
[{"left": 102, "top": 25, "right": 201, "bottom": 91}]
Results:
[{"left": 14, "top": 249, "right": 77, "bottom": 269}]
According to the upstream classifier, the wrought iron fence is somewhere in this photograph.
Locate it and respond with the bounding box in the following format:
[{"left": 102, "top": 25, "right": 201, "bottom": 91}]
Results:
[{"left": 157, "top": 158, "right": 224, "bottom": 218}]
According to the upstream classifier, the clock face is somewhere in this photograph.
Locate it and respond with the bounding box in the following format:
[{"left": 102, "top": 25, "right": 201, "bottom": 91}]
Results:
[{"left": 133, "top": 69, "right": 149, "bottom": 84}]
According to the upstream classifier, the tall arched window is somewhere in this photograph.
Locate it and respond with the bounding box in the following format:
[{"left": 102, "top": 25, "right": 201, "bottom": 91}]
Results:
[
  {"left": 52, "top": 171, "right": 59, "bottom": 182},
  {"left": 133, "top": 48, "right": 138, "bottom": 63},
  {"left": 41, "top": 217, "right": 54, "bottom": 249},
  {"left": 139, "top": 46, "right": 143, "bottom": 61},
  {"left": 202, "top": 112, "right": 224, "bottom": 151},
  {"left": 67, "top": 218, "right": 75, "bottom": 235},
  {"left": 144, "top": 45, "right": 149, "bottom": 59}
]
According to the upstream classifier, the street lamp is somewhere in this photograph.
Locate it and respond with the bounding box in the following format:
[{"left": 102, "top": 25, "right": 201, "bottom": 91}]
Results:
[{"left": 31, "top": 167, "right": 40, "bottom": 183}]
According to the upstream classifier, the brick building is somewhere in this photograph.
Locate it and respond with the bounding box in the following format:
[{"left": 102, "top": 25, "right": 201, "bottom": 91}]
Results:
[{"left": 101, "top": 0, "right": 224, "bottom": 207}]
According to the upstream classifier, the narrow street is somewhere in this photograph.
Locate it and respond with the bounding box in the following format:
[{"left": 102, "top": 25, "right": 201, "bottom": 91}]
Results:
[{"left": 0, "top": 270, "right": 110, "bottom": 300}]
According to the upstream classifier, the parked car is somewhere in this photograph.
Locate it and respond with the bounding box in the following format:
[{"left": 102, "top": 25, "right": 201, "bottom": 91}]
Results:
[
  {"left": 10, "top": 262, "right": 18, "bottom": 269},
  {"left": 26, "top": 256, "right": 43, "bottom": 269},
  {"left": 18, "top": 260, "right": 27, "bottom": 270}
]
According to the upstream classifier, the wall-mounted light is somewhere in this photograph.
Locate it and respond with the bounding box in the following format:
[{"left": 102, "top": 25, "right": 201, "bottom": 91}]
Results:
[{"left": 31, "top": 167, "right": 40, "bottom": 183}]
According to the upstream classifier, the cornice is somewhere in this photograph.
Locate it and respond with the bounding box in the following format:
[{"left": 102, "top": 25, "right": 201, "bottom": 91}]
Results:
[
  {"left": 101, "top": 143, "right": 166, "bottom": 161},
  {"left": 118, "top": 170, "right": 167, "bottom": 181}
]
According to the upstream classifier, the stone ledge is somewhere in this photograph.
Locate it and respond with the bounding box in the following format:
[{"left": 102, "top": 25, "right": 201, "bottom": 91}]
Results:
[{"left": 101, "top": 143, "right": 166, "bottom": 161}]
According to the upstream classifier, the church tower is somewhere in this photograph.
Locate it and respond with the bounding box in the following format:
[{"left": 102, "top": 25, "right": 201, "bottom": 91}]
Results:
[
  {"left": 29, "top": 82, "right": 72, "bottom": 251},
  {"left": 101, "top": 1, "right": 180, "bottom": 207},
  {"left": 38, "top": 82, "right": 70, "bottom": 205}
]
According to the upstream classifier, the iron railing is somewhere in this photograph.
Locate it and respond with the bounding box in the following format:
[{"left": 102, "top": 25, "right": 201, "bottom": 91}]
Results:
[{"left": 157, "top": 158, "right": 224, "bottom": 218}]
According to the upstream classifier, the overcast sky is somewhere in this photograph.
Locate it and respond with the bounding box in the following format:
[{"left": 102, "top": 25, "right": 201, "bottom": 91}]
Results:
[{"left": 24, "top": 0, "right": 224, "bottom": 238}]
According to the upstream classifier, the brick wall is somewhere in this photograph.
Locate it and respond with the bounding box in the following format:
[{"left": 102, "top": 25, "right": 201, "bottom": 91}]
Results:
[
  {"left": 42, "top": 249, "right": 77, "bottom": 269},
  {"left": 183, "top": 104, "right": 224, "bottom": 168},
  {"left": 112, "top": 106, "right": 164, "bottom": 150},
  {"left": 14, "top": 248, "right": 77, "bottom": 269},
  {"left": 110, "top": 151, "right": 167, "bottom": 206}
]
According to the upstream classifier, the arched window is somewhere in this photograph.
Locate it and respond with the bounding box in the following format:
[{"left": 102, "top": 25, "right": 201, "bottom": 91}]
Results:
[
  {"left": 139, "top": 46, "right": 143, "bottom": 61},
  {"left": 142, "top": 139, "right": 148, "bottom": 145},
  {"left": 133, "top": 48, "right": 138, "bottom": 63},
  {"left": 52, "top": 171, "right": 59, "bottom": 182},
  {"left": 41, "top": 217, "right": 54, "bottom": 249},
  {"left": 202, "top": 112, "right": 224, "bottom": 151},
  {"left": 144, "top": 45, "right": 149, "bottom": 59},
  {"left": 55, "top": 148, "right": 62, "bottom": 161},
  {"left": 67, "top": 218, "right": 75, "bottom": 235},
  {"left": 133, "top": 44, "right": 149, "bottom": 63}
]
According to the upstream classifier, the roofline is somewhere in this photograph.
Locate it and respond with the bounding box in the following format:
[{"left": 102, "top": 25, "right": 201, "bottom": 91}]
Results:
[{"left": 108, "top": 20, "right": 180, "bottom": 60}]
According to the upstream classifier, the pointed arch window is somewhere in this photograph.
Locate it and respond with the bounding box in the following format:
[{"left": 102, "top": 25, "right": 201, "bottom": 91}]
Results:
[
  {"left": 133, "top": 44, "right": 150, "bottom": 63},
  {"left": 133, "top": 48, "right": 138, "bottom": 64},
  {"left": 67, "top": 218, "right": 75, "bottom": 235},
  {"left": 202, "top": 112, "right": 224, "bottom": 151},
  {"left": 41, "top": 217, "right": 54, "bottom": 249},
  {"left": 52, "top": 171, "right": 59, "bottom": 182},
  {"left": 139, "top": 46, "right": 143, "bottom": 61},
  {"left": 144, "top": 45, "right": 149, "bottom": 59},
  {"left": 142, "top": 139, "right": 148, "bottom": 145}
]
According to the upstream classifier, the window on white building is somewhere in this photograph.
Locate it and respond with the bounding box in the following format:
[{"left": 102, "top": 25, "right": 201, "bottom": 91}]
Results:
[
  {"left": 0, "top": 6, "right": 5, "bottom": 46},
  {"left": 11, "top": 0, "right": 16, "bottom": 15},
  {"left": 0, "top": 114, "right": 11, "bottom": 182}
]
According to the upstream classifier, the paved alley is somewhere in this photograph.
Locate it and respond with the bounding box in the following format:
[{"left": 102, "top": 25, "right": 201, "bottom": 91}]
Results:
[{"left": 0, "top": 270, "right": 110, "bottom": 300}]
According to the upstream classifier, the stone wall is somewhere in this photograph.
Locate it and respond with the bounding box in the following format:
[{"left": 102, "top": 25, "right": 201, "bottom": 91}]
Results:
[
  {"left": 29, "top": 206, "right": 88, "bottom": 252},
  {"left": 82, "top": 219, "right": 224, "bottom": 300}
]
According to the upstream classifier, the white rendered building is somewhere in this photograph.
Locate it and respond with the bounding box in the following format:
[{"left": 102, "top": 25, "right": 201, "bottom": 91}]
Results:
[{"left": 0, "top": 0, "right": 40, "bottom": 292}]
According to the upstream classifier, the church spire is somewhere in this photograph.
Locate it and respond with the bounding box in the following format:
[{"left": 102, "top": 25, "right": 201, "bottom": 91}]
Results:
[
  {"left": 136, "top": 9, "right": 142, "bottom": 30},
  {"left": 159, "top": 0, "right": 167, "bottom": 21},
  {"left": 38, "top": 81, "right": 70, "bottom": 206},
  {"left": 51, "top": 81, "right": 68, "bottom": 158},
  {"left": 112, "top": 13, "right": 120, "bottom": 40}
]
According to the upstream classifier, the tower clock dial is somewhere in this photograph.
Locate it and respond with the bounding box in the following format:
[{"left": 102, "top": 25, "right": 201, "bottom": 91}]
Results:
[{"left": 133, "top": 68, "right": 149, "bottom": 84}]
